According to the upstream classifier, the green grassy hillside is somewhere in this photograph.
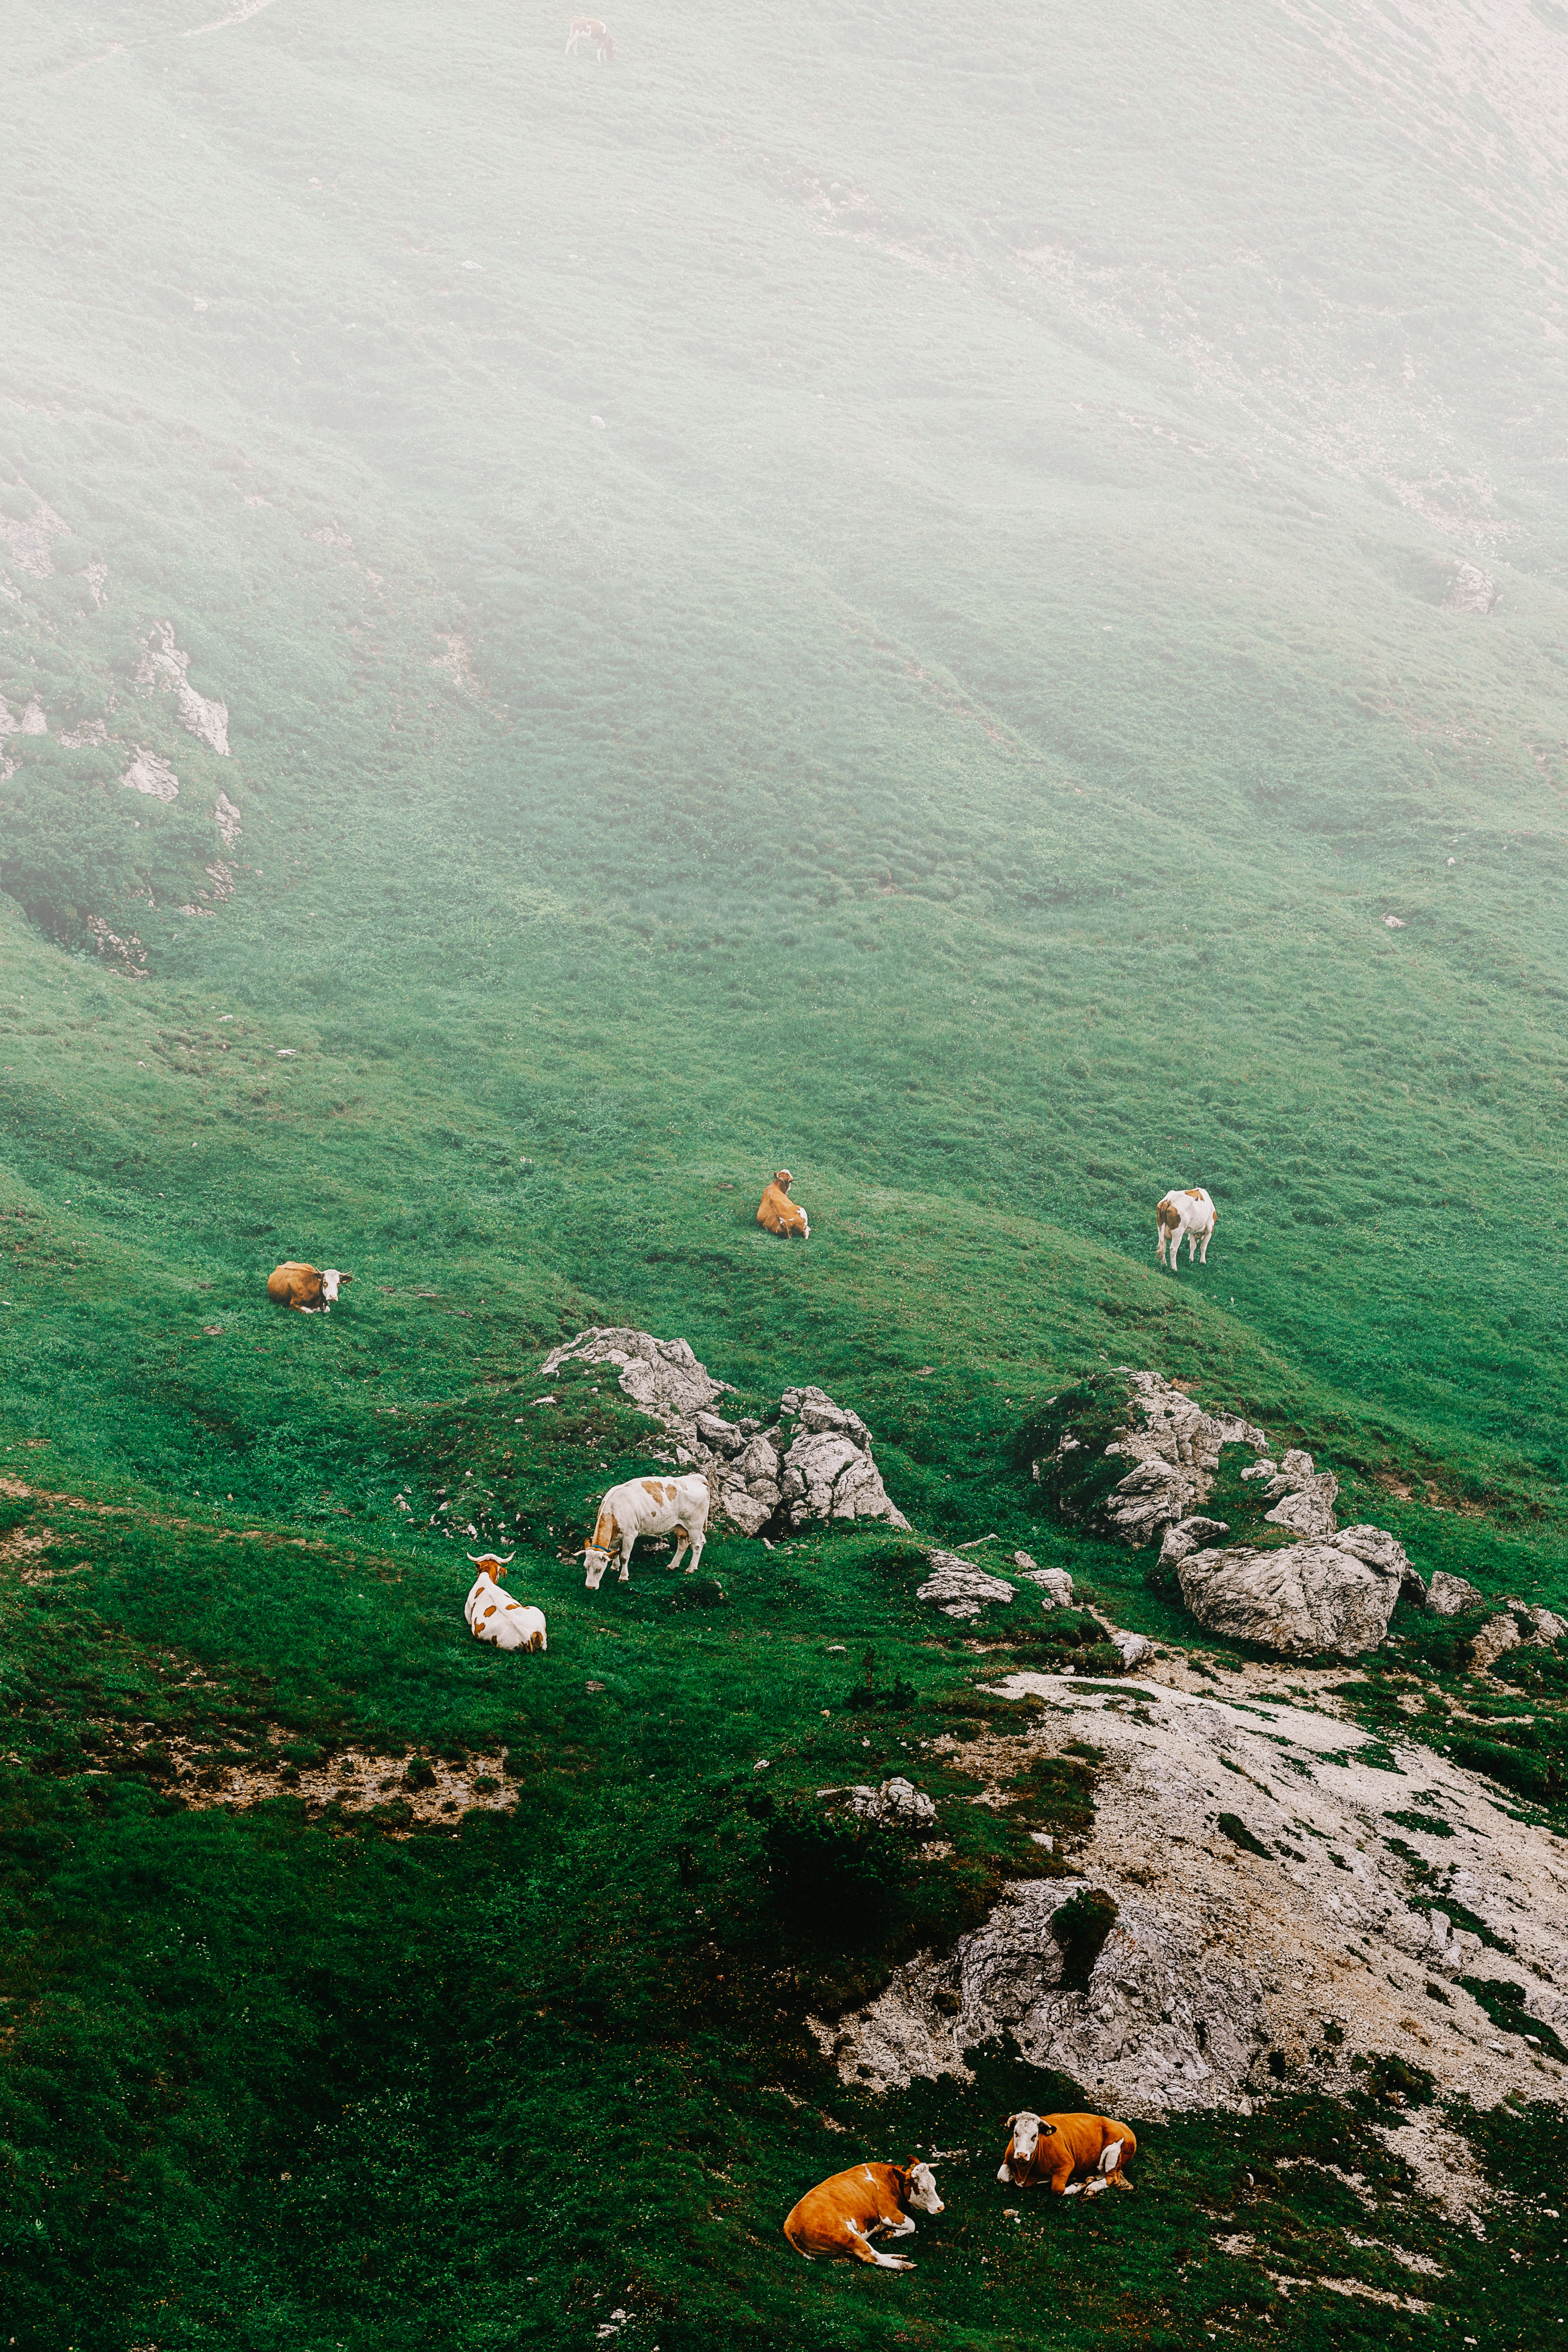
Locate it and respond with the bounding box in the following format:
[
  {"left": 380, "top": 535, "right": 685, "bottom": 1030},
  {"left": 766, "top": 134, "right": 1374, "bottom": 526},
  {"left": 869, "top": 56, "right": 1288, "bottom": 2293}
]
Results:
[{"left": 3, "top": 0, "right": 1568, "bottom": 2343}]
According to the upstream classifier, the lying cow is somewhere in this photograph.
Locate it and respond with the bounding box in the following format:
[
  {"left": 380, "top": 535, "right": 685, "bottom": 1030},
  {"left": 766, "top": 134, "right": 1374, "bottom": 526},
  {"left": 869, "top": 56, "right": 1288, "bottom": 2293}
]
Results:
[
  {"left": 464, "top": 1554, "right": 547, "bottom": 1651},
  {"left": 267, "top": 1262, "right": 353, "bottom": 1313},
  {"left": 584, "top": 1473, "right": 710, "bottom": 1589},
  {"left": 783, "top": 2160, "right": 943, "bottom": 2268},
  {"left": 1155, "top": 1187, "right": 1216, "bottom": 1269},
  {"left": 997, "top": 2110, "right": 1136, "bottom": 2196},
  {"left": 757, "top": 1170, "right": 809, "bottom": 1240}
]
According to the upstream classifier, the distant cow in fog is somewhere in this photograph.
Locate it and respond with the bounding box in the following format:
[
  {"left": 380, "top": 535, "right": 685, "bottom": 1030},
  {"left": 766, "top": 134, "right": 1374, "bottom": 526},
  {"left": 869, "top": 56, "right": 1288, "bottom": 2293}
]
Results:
[
  {"left": 757, "top": 1170, "right": 809, "bottom": 1240},
  {"left": 267, "top": 1262, "right": 353, "bottom": 1313},
  {"left": 566, "top": 16, "right": 615, "bottom": 58},
  {"left": 1155, "top": 1188, "right": 1215, "bottom": 1269}
]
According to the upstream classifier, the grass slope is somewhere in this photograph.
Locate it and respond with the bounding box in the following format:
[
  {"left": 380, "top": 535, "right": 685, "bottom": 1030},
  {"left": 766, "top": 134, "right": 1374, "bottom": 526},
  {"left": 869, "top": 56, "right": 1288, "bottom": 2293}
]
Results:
[{"left": 2, "top": 0, "right": 1567, "bottom": 2342}]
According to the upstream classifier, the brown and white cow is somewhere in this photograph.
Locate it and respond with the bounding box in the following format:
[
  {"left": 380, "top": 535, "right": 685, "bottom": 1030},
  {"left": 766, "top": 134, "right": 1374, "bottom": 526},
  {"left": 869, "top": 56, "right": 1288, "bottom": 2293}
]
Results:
[
  {"left": 463, "top": 1555, "right": 547, "bottom": 1652},
  {"left": 996, "top": 2110, "right": 1136, "bottom": 2196},
  {"left": 757, "top": 1170, "right": 809, "bottom": 1240},
  {"left": 566, "top": 16, "right": 615, "bottom": 58},
  {"left": 783, "top": 2160, "right": 943, "bottom": 2268},
  {"left": 1155, "top": 1187, "right": 1216, "bottom": 1269},
  {"left": 583, "top": 1473, "right": 710, "bottom": 1589},
  {"left": 266, "top": 1262, "right": 353, "bottom": 1313}
]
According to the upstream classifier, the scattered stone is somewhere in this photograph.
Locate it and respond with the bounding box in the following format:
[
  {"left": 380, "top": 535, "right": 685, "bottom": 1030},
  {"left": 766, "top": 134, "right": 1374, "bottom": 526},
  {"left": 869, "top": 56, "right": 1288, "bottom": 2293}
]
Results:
[
  {"left": 847, "top": 1776, "right": 938, "bottom": 1830},
  {"left": 1108, "top": 1629, "right": 1153, "bottom": 1669},
  {"left": 917, "top": 1552, "right": 1014, "bottom": 1620},
  {"left": 137, "top": 620, "right": 230, "bottom": 755},
  {"left": 1023, "top": 1565, "right": 1076, "bottom": 1610},
  {"left": 1446, "top": 560, "right": 1495, "bottom": 615},
  {"left": 121, "top": 747, "right": 179, "bottom": 802},
  {"left": 1471, "top": 1614, "right": 1521, "bottom": 1674},
  {"left": 1264, "top": 1471, "right": 1339, "bottom": 1541},
  {"left": 1334, "top": 1524, "right": 1426, "bottom": 1604},
  {"left": 1159, "top": 1516, "right": 1231, "bottom": 1568},
  {"left": 1427, "top": 1571, "right": 1486, "bottom": 1616},
  {"left": 1178, "top": 1540, "right": 1404, "bottom": 1657}
]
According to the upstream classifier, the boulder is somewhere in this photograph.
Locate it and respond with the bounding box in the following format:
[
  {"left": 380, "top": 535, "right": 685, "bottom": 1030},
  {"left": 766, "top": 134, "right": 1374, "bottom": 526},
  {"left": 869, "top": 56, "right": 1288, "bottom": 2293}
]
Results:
[
  {"left": 1263, "top": 1472, "right": 1338, "bottom": 1541},
  {"left": 695, "top": 1411, "right": 745, "bottom": 1456},
  {"left": 720, "top": 1488, "right": 773, "bottom": 1537},
  {"left": 1532, "top": 1605, "right": 1568, "bottom": 1645},
  {"left": 1177, "top": 1540, "right": 1403, "bottom": 1657},
  {"left": 847, "top": 1776, "right": 938, "bottom": 1830},
  {"left": 917, "top": 1552, "right": 1014, "bottom": 1620},
  {"left": 1335, "top": 1523, "right": 1425, "bottom": 1604},
  {"left": 779, "top": 1416, "right": 909, "bottom": 1532},
  {"left": 1158, "top": 1516, "right": 1231, "bottom": 1568},
  {"left": 1471, "top": 1613, "right": 1521, "bottom": 1673},
  {"left": 1022, "top": 1565, "right": 1077, "bottom": 1610},
  {"left": 540, "top": 1326, "right": 729, "bottom": 1422},
  {"left": 1427, "top": 1570, "right": 1486, "bottom": 1616},
  {"left": 1108, "top": 1628, "right": 1153, "bottom": 1669}
]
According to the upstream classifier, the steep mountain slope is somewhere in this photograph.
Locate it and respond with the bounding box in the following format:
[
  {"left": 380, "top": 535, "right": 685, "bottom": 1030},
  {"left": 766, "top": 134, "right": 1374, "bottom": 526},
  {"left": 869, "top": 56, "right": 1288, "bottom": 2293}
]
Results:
[{"left": 3, "top": 2, "right": 1568, "bottom": 2345}]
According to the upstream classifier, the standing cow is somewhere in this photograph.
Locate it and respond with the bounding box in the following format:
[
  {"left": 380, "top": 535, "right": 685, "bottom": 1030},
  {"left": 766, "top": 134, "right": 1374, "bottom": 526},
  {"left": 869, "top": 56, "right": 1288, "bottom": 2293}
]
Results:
[
  {"left": 997, "top": 2110, "right": 1136, "bottom": 2196},
  {"left": 1155, "top": 1188, "right": 1216, "bottom": 1269},
  {"left": 267, "top": 1262, "right": 353, "bottom": 1312},
  {"left": 583, "top": 1473, "right": 710, "bottom": 1589},
  {"left": 757, "top": 1170, "right": 809, "bottom": 1239}
]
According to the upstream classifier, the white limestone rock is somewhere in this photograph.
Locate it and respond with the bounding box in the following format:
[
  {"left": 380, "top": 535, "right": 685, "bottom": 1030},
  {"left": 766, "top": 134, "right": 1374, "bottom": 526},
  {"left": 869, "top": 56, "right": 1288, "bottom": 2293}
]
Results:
[
  {"left": 1158, "top": 1516, "right": 1231, "bottom": 1568},
  {"left": 1427, "top": 1571, "right": 1486, "bottom": 1616},
  {"left": 848, "top": 1776, "right": 939, "bottom": 1830},
  {"left": 1178, "top": 1540, "right": 1403, "bottom": 1657},
  {"left": 917, "top": 1552, "right": 1015, "bottom": 1620}
]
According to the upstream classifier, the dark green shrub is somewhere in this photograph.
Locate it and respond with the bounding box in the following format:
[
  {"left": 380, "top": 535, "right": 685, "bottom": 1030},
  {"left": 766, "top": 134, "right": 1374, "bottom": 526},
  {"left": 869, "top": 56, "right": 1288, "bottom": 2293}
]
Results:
[
  {"left": 1217, "top": 1812, "right": 1272, "bottom": 1858},
  {"left": 760, "top": 1794, "right": 907, "bottom": 1934},
  {"left": 1050, "top": 1888, "right": 1119, "bottom": 1989}
]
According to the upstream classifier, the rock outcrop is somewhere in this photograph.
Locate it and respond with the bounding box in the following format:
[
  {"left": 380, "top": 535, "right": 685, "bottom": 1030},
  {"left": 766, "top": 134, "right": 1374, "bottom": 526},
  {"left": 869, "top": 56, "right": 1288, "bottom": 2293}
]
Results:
[
  {"left": 846, "top": 1776, "right": 938, "bottom": 1831},
  {"left": 816, "top": 1661, "right": 1568, "bottom": 2162},
  {"left": 917, "top": 1553, "right": 1014, "bottom": 1620},
  {"left": 1428, "top": 1571, "right": 1486, "bottom": 1615},
  {"left": 1036, "top": 1370, "right": 1429, "bottom": 1657},
  {"left": 539, "top": 1329, "right": 908, "bottom": 1536},
  {"left": 1177, "top": 1538, "right": 1406, "bottom": 1659}
]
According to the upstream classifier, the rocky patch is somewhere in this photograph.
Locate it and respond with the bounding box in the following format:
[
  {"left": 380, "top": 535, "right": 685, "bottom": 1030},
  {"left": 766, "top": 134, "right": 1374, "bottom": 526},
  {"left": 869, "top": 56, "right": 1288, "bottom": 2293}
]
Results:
[
  {"left": 816, "top": 1658, "right": 1568, "bottom": 2184},
  {"left": 539, "top": 1329, "right": 909, "bottom": 1536}
]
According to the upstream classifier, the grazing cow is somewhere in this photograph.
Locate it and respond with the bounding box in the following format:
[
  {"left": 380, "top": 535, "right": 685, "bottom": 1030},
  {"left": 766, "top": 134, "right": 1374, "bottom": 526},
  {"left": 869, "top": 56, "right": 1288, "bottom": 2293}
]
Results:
[
  {"left": 757, "top": 1170, "right": 809, "bottom": 1240},
  {"left": 783, "top": 2161, "right": 943, "bottom": 2268},
  {"left": 996, "top": 2111, "right": 1136, "bottom": 2196},
  {"left": 1155, "top": 1187, "right": 1216, "bottom": 1269},
  {"left": 464, "top": 1556, "right": 547, "bottom": 1652},
  {"left": 566, "top": 15, "right": 615, "bottom": 58},
  {"left": 583, "top": 1473, "right": 710, "bottom": 1589},
  {"left": 266, "top": 1262, "right": 353, "bottom": 1313}
]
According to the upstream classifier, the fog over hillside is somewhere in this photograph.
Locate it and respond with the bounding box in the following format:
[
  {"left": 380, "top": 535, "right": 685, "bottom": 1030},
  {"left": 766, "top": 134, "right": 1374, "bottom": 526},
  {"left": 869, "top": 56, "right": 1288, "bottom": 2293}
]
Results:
[{"left": 3, "top": 5, "right": 1568, "bottom": 2347}]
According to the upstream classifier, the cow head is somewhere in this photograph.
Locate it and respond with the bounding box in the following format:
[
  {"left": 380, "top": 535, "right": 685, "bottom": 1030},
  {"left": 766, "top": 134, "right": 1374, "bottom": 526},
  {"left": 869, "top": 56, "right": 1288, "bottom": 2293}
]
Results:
[
  {"left": 900, "top": 2162, "right": 943, "bottom": 2215},
  {"left": 583, "top": 1546, "right": 610, "bottom": 1591},
  {"left": 467, "top": 1553, "right": 514, "bottom": 1581},
  {"left": 319, "top": 1269, "right": 352, "bottom": 1305},
  {"left": 1004, "top": 2111, "right": 1054, "bottom": 2167},
  {"left": 773, "top": 1170, "right": 793, "bottom": 1192}
]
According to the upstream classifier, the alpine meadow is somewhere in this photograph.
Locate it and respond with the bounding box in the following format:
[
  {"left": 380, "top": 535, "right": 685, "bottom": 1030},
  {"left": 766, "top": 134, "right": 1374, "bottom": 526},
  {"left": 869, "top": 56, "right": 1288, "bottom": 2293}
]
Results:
[{"left": 5, "top": 2, "right": 1568, "bottom": 2347}]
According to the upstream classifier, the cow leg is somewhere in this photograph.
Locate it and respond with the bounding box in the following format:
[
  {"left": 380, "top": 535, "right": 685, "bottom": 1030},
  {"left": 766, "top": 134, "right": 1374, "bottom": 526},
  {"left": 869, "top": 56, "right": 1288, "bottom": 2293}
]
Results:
[
  {"left": 1083, "top": 2177, "right": 1109, "bottom": 2197},
  {"left": 846, "top": 2227, "right": 912, "bottom": 2269},
  {"left": 684, "top": 1524, "right": 705, "bottom": 1576},
  {"left": 1198, "top": 1229, "right": 1210, "bottom": 1262},
  {"left": 669, "top": 1527, "right": 691, "bottom": 1573},
  {"left": 618, "top": 1531, "right": 635, "bottom": 1583},
  {"left": 880, "top": 2216, "right": 916, "bottom": 2240}
]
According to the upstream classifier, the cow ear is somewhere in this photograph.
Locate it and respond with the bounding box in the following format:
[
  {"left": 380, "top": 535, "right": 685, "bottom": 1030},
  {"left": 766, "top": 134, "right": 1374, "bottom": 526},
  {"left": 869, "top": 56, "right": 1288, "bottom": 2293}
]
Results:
[{"left": 340, "top": 1271, "right": 353, "bottom": 1285}]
